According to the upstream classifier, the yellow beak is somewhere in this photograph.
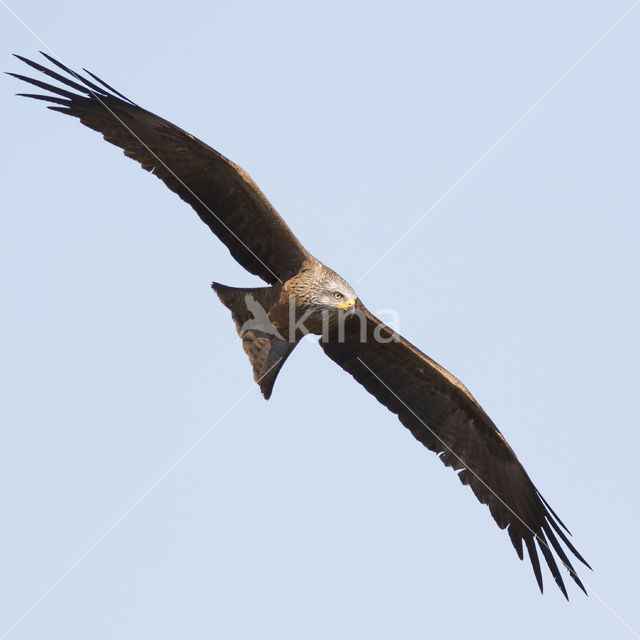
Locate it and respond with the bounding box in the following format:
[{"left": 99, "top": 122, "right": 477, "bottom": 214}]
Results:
[{"left": 335, "top": 299, "right": 356, "bottom": 311}]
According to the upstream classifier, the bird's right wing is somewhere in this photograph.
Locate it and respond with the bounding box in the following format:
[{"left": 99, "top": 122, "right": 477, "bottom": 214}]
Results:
[
  {"left": 10, "top": 53, "right": 310, "bottom": 284},
  {"left": 320, "top": 304, "right": 590, "bottom": 598}
]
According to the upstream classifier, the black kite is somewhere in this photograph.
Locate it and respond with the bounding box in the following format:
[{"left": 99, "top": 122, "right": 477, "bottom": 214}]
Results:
[{"left": 10, "top": 52, "right": 590, "bottom": 598}]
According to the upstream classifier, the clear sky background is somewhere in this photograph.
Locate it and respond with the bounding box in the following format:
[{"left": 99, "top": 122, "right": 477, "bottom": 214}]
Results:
[{"left": 1, "top": 1, "right": 639, "bottom": 638}]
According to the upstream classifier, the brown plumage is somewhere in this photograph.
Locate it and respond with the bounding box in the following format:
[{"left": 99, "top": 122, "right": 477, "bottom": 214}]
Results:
[{"left": 10, "top": 52, "right": 590, "bottom": 598}]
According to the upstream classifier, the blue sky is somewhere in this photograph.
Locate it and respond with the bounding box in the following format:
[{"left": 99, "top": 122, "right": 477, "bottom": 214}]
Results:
[{"left": 2, "top": 1, "right": 639, "bottom": 638}]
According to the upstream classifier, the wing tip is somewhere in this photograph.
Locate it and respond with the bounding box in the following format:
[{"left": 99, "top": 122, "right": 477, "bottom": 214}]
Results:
[
  {"left": 11, "top": 51, "right": 138, "bottom": 109},
  {"left": 509, "top": 499, "right": 590, "bottom": 599}
]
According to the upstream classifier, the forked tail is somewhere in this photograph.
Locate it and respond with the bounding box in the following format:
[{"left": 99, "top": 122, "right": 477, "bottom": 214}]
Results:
[{"left": 211, "top": 283, "right": 299, "bottom": 399}]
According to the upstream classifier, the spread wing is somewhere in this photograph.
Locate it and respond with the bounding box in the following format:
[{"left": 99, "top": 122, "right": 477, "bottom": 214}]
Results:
[
  {"left": 320, "top": 304, "right": 590, "bottom": 598},
  {"left": 9, "top": 53, "right": 310, "bottom": 284}
]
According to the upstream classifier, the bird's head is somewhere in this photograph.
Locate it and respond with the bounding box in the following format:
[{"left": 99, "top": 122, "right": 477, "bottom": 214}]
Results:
[{"left": 315, "top": 269, "right": 357, "bottom": 314}]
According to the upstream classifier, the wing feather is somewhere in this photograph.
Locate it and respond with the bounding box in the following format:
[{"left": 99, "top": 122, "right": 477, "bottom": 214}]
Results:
[
  {"left": 9, "top": 53, "right": 310, "bottom": 284},
  {"left": 320, "top": 305, "right": 590, "bottom": 597}
]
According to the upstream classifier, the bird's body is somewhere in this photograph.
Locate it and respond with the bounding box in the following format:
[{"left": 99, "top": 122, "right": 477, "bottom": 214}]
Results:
[
  {"left": 213, "top": 260, "right": 358, "bottom": 398},
  {"left": 10, "top": 52, "right": 590, "bottom": 598}
]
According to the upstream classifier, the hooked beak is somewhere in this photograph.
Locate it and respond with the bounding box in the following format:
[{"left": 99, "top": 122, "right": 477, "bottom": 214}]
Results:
[{"left": 336, "top": 299, "right": 356, "bottom": 313}]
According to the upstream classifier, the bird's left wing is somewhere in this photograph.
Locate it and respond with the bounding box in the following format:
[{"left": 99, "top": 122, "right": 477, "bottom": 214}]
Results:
[
  {"left": 320, "top": 304, "right": 590, "bottom": 598},
  {"left": 9, "top": 53, "right": 310, "bottom": 284}
]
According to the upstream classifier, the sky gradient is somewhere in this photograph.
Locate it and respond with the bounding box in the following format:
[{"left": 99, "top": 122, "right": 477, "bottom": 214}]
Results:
[{"left": 2, "top": 2, "right": 640, "bottom": 638}]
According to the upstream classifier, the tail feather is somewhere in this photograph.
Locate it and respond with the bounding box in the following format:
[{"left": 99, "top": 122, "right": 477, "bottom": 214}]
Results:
[{"left": 212, "top": 282, "right": 298, "bottom": 399}]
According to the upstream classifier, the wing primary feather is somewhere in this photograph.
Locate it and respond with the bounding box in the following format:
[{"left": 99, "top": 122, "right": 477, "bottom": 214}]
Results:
[
  {"left": 507, "top": 524, "right": 525, "bottom": 560},
  {"left": 37, "top": 51, "right": 85, "bottom": 77},
  {"left": 6, "top": 73, "right": 79, "bottom": 100},
  {"left": 81, "top": 66, "right": 137, "bottom": 104},
  {"left": 535, "top": 530, "right": 568, "bottom": 600},
  {"left": 46, "top": 106, "right": 74, "bottom": 114},
  {"left": 15, "top": 93, "right": 68, "bottom": 105},
  {"left": 524, "top": 535, "right": 544, "bottom": 594}
]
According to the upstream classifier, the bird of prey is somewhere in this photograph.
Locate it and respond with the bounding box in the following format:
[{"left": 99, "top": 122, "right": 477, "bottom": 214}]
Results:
[{"left": 10, "top": 52, "right": 590, "bottom": 598}]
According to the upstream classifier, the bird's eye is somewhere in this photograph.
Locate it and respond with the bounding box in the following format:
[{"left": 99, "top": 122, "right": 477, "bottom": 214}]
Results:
[{"left": 334, "top": 292, "right": 343, "bottom": 299}]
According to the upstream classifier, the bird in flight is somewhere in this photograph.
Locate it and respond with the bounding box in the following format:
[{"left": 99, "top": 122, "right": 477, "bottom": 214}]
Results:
[{"left": 10, "top": 52, "right": 590, "bottom": 598}]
